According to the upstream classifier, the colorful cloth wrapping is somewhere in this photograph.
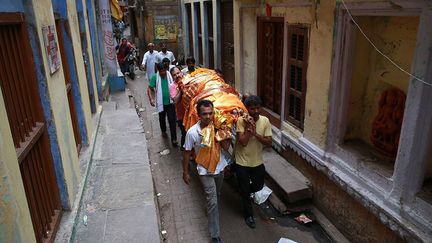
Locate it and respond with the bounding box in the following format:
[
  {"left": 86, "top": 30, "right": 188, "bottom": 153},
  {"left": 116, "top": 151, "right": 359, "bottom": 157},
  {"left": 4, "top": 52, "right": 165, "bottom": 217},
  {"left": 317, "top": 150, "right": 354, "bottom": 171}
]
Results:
[
  {"left": 180, "top": 68, "right": 246, "bottom": 172},
  {"left": 181, "top": 68, "right": 246, "bottom": 131}
]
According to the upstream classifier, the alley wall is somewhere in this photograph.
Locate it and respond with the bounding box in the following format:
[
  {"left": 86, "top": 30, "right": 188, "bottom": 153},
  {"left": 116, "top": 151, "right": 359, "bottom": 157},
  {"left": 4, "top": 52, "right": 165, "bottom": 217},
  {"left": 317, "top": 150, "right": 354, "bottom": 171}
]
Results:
[{"left": 0, "top": 0, "right": 103, "bottom": 241}]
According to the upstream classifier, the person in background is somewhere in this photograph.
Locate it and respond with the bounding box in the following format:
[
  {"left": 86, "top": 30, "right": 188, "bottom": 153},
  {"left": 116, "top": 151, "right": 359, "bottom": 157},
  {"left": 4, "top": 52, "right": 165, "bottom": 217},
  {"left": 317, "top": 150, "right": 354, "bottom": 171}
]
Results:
[
  {"left": 116, "top": 37, "right": 133, "bottom": 77},
  {"left": 141, "top": 43, "right": 158, "bottom": 81},
  {"left": 156, "top": 43, "right": 176, "bottom": 65},
  {"left": 147, "top": 63, "right": 178, "bottom": 147},
  {"left": 162, "top": 57, "right": 176, "bottom": 72},
  {"left": 234, "top": 95, "right": 272, "bottom": 229},
  {"left": 181, "top": 56, "right": 198, "bottom": 75}
]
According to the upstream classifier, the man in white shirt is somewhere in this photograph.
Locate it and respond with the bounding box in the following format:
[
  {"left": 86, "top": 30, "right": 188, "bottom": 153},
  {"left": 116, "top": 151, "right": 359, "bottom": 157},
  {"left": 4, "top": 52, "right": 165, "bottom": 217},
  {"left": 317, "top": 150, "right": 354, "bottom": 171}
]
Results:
[
  {"left": 156, "top": 43, "right": 176, "bottom": 65},
  {"left": 141, "top": 43, "right": 158, "bottom": 81},
  {"left": 182, "top": 100, "right": 230, "bottom": 243}
]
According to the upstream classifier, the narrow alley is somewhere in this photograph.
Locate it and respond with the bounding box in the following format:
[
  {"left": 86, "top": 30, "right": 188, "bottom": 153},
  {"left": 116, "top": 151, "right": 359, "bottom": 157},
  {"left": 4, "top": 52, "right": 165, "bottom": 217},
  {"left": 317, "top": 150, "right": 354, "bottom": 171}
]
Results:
[
  {"left": 127, "top": 71, "right": 334, "bottom": 243},
  {"left": 1, "top": 1, "right": 432, "bottom": 243}
]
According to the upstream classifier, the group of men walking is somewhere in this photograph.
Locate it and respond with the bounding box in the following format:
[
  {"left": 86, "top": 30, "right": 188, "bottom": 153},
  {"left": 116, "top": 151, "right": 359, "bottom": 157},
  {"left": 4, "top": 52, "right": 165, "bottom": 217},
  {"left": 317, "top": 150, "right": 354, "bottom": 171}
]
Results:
[{"left": 140, "top": 43, "right": 272, "bottom": 243}]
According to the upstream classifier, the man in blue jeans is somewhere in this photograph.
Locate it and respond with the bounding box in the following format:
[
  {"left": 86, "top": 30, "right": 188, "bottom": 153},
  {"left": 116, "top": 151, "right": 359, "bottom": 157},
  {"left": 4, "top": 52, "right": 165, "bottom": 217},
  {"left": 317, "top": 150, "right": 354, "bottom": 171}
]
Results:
[
  {"left": 182, "top": 100, "right": 230, "bottom": 243},
  {"left": 148, "top": 63, "right": 178, "bottom": 147}
]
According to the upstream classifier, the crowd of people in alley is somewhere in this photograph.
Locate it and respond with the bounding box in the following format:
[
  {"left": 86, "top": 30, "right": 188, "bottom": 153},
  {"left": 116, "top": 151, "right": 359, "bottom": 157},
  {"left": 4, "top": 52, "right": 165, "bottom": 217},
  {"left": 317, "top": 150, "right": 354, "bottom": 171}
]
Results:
[{"left": 123, "top": 40, "right": 273, "bottom": 243}]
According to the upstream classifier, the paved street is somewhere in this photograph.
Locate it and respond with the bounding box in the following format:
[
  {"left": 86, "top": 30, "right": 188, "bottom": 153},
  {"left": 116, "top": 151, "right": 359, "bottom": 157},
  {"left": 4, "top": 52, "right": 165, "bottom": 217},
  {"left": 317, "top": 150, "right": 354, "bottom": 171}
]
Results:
[
  {"left": 127, "top": 70, "right": 333, "bottom": 243},
  {"left": 69, "top": 88, "right": 160, "bottom": 243}
]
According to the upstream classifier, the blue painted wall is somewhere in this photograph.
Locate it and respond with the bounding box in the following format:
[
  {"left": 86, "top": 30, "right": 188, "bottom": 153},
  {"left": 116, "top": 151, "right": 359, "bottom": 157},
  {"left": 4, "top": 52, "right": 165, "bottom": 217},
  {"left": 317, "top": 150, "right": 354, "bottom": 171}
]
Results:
[
  {"left": 94, "top": 0, "right": 106, "bottom": 77},
  {"left": 76, "top": 0, "right": 97, "bottom": 113},
  {"left": 21, "top": 0, "right": 70, "bottom": 209},
  {"left": 52, "top": 0, "right": 88, "bottom": 145},
  {"left": 86, "top": 0, "right": 103, "bottom": 100},
  {"left": 0, "top": 0, "right": 24, "bottom": 12}
]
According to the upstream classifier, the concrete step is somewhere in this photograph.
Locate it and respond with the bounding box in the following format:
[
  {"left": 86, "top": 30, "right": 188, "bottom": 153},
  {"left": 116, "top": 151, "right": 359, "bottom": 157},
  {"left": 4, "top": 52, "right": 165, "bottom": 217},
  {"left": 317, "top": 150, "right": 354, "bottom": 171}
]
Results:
[{"left": 264, "top": 148, "right": 312, "bottom": 203}]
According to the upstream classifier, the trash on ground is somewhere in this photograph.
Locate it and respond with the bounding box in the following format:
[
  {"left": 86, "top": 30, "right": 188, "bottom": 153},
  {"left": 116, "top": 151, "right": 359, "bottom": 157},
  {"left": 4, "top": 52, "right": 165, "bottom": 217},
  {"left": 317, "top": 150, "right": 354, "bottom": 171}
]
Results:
[
  {"left": 83, "top": 215, "right": 88, "bottom": 226},
  {"left": 278, "top": 238, "right": 297, "bottom": 243},
  {"left": 161, "top": 230, "right": 167, "bottom": 235},
  {"left": 139, "top": 108, "right": 145, "bottom": 112},
  {"left": 159, "top": 149, "right": 170, "bottom": 155},
  {"left": 166, "top": 180, "right": 170, "bottom": 183},
  {"left": 295, "top": 213, "right": 313, "bottom": 224},
  {"left": 157, "top": 193, "right": 162, "bottom": 197},
  {"left": 270, "top": 217, "right": 275, "bottom": 220},
  {"left": 253, "top": 185, "right": 272, "bottom": 204}
]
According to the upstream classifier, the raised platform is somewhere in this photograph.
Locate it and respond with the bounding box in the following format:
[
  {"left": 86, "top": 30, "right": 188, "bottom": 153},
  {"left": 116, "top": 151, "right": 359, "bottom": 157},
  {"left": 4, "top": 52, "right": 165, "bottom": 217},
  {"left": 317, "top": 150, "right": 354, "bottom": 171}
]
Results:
[{"left": 264, "top": 148, "right": 312, "bottom": 203}]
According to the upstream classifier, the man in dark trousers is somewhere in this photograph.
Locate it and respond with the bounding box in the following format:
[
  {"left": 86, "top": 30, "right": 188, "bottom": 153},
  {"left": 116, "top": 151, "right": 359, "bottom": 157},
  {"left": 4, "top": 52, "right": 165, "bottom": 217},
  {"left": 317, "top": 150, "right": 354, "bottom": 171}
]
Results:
[
  {"left": 147, "top": 63, "right": 178, "bottom": 147},
  {"left": 235, "top": 95, "right": 272, "bottom": 228}
]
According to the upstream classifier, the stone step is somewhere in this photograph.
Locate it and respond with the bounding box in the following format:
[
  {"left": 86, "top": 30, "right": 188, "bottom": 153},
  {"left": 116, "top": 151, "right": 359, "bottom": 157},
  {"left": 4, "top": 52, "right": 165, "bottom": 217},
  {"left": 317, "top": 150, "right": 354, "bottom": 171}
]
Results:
[{"left": 264, "top": 148, "right": 312, "bottom": 203}]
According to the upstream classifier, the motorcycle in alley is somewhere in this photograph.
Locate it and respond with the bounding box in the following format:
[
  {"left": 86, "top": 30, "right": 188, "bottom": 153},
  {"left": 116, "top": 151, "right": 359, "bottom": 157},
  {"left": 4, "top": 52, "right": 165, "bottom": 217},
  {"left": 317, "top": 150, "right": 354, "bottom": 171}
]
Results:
[{"left": 125, "top": 47, "right": 138, "bottom": 80}]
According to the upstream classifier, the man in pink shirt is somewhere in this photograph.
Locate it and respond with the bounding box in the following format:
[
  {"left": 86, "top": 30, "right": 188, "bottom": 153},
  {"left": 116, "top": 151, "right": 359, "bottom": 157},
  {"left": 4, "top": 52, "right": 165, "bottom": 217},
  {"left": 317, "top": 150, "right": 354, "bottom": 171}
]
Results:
[{"left": 169, "top": 66, "right": 187, "bottom": 149}]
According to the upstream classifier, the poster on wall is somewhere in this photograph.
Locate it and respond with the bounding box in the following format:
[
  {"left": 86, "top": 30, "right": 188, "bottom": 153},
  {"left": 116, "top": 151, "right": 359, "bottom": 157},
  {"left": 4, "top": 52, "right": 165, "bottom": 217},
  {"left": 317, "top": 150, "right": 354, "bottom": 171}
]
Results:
[
  {"left": 42, "top": 25, "right": 60, "bottom": 74},
  {"left": 99, "top": 0, "right": 119, "bottom": 76},
  {"left": 154, "top": 15, "right": 178, "bottom": 40}
]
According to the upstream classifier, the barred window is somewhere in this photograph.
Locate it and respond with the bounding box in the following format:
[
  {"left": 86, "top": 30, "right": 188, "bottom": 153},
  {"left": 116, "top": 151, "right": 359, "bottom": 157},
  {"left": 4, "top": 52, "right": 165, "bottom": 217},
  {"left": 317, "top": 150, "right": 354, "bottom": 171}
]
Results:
[{"left": 285, "top": 25, "right": 308, "bottom": 130}]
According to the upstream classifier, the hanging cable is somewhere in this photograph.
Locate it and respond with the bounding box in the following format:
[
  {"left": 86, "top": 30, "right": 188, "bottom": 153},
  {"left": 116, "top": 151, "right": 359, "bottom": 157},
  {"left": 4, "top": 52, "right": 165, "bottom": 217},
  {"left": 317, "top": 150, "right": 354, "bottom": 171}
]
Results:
[{"left": 339, "top": 0, "right": 431, "bottom": 87}]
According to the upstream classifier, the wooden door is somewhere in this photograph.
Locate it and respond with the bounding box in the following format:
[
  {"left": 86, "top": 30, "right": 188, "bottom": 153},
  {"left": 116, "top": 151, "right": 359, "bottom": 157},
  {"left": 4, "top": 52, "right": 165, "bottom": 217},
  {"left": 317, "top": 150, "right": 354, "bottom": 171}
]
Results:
[
  {"left": 220, "top": 0, "right": 235, "bottom": 86},
  {"left": 0, "top": 14, "right": 62, "bottom": 243},
  {"left": 55, "top": 19, "right": 81, "bottom": 152},
  {"left": 186, "top": 3, "right": 194, "bottom": 57},
  {"left": 257, "top": 17, "right": 284, "bottom": 127}
]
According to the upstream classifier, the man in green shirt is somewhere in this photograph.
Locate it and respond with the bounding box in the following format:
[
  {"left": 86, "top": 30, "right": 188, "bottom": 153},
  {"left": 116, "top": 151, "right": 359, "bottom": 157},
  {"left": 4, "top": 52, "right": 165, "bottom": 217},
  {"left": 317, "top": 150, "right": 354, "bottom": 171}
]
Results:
[
  {"left": 235, "top": 95, "right": 272, "bottom": 228},
  {"left": 148, "top": 63, "right": 178, "bottom": 147}
]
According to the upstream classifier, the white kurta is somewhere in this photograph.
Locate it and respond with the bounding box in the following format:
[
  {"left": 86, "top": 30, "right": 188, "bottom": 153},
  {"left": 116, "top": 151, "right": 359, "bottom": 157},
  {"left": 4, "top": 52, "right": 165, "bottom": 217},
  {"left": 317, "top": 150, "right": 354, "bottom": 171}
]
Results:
[
  {"left": 156, "top": 51, "right": 176, "bottom": 64},
  {"left": 141, "top": 50, "right": 158, "bottom": 80}
]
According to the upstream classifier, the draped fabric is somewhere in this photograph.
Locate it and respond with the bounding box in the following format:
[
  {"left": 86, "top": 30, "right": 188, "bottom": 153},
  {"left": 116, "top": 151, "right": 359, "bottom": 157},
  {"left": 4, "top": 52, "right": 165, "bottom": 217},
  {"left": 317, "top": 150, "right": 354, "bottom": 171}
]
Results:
[
  {"left": 110, "top": 0, "right": 123, "bottom": 21},
  {"left": 180, "top": 68, "right": 246, "bottom": 172},
  {"left": 181, "top": 68, "right": 246, "bottom": 131}
]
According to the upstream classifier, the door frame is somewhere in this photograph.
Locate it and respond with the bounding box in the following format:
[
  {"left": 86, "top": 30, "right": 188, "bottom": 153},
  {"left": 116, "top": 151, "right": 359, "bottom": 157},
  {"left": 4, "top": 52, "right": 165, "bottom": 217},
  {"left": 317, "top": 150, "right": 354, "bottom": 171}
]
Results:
[{"left": 257, "top": 16, "right": 284, "bottom": 129}]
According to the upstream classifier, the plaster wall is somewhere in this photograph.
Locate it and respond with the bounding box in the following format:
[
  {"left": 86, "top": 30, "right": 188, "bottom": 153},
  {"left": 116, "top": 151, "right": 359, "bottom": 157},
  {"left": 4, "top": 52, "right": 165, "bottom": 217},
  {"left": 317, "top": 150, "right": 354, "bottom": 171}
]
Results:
[
  {"left": 0, "top": 89, "right": 35, "bottom": 243},
  {"left": 346, "top": 16, "right": 418, "bottom": 147},
  {"left": 66, "top": 0, "right": 93, "bottom": 143},
  {"left": 141, "top": 1, "right": 181, "bottom": 59},
  {"left": 32, "top": 0, "right": 80, "bottom": 205},
  {"left": 235, "top": 0, "right": 335, "bottom": 148},
  {"left": 241, "top": 7, "right": 257, "bottom": 95}
]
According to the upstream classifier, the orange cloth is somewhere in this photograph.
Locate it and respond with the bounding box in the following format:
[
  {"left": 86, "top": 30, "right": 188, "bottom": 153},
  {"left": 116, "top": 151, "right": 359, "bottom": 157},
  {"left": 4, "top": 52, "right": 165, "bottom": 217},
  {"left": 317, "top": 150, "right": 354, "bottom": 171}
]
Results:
[
  {"left": 195, "top": 124, "right": 220, "bottom": 173},
  {"left": 180, "top": 68, "right": 246, "bottom": 130}
]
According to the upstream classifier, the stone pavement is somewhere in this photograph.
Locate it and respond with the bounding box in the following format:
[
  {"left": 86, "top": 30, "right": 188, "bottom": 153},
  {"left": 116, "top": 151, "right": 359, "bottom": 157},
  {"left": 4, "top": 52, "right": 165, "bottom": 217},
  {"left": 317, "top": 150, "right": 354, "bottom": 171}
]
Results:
[{"left": 55, "top": 90, "right": 161, "bottom": 243}]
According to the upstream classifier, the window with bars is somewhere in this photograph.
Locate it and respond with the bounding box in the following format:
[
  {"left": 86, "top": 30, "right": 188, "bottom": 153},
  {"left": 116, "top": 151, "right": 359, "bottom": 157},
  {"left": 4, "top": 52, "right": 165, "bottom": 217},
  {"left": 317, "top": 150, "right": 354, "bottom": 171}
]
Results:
[{"left": 285, "top": 25, "right": 308, "bottom": 130}]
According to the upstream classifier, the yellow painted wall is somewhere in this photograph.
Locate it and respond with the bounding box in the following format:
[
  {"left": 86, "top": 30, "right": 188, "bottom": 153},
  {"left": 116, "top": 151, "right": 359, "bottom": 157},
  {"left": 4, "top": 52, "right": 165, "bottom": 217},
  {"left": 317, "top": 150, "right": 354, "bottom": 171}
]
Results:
[
  {"left": 240, "top": 7, "right": 258, "bottom": 95},
  {"left": 66, "top": 0, "right": 93, "bottom": 138},
  {"left": 345, "top": 16, "right": 419, "bottom": 148},
  {"left": 235, "top": 0, "right": 336, "bottom": 148},
  {"left": 0, "top": 89, "right": 35, "bottom": 243},
  {"left": 33, "top": 0, "right": 80, "bottom": 205}
]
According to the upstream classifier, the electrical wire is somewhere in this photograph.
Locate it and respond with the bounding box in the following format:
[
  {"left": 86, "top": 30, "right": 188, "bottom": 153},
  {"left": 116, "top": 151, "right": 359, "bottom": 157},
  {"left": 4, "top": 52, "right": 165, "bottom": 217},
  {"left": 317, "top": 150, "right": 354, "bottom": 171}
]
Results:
[{"left": 339, "top": 0, "right": 431, "bottom": 87}]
